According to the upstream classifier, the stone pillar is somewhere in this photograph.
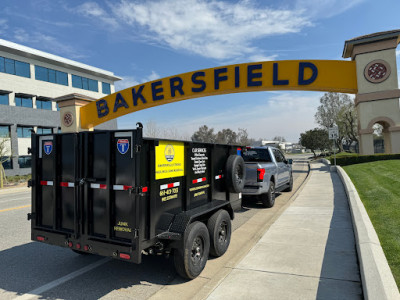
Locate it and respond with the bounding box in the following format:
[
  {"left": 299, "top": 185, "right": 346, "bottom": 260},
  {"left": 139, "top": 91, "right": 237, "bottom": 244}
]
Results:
[
  {"left": 343, "top": 30, "right": 400, "bottom": 154},
  {"left": 54, "top": 93, "right": 96, "bottom": 133}
]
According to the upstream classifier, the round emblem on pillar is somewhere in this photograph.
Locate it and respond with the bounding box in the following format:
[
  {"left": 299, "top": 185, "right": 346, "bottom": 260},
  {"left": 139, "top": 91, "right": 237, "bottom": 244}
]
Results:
[
  {"left": 63, "top": 112, "right": 74, "bottom": 127},
  {"left": 364, "top": 59, "right": 391, "bottom": 83}
]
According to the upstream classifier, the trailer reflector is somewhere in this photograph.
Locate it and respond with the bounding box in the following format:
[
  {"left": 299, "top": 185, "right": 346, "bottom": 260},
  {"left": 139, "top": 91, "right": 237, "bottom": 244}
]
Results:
[
  {"left": 113, "top": 185, "right": 132, "bottom": 191},
  {"left": 40, "top": 181, "right": 53, "bottom": 186},
  {"left": 192, "top": 177, "right": 206, "bottom": 184},
  {"left": 36, "top": 236, "right": 45, "bottom": 241},
  {"left": 76, "top": 243, "right": 81, "bottom": 250},
  {"left": 68, "top": 241, "right": 73, "bottom": 248},
  {"left": 160, "top": 182, "right": 180, "bottom": 190},
  {"left": 119, "top": 253, "right": 131, "bottom": 260},
  {"left": 141, "top": 186, "right": 148, "bottom": 193},
  {"left": 84, "top": 245, "right": 89, "bottom": 251},
  {"left": 215, "top": 175, "right": 223, "bottom": 180},
  {"left": 90, "top": 183, "right": 107, "bottom": 189},
  {"left": 60, "top": 182, "right": 75, "bottom": 187}
]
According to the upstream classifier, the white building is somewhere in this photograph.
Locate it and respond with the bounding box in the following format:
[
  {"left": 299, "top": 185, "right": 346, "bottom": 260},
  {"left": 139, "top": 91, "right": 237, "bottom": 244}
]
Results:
[{"left": 0, "top": 39, "right": 121, "bottom": 175}]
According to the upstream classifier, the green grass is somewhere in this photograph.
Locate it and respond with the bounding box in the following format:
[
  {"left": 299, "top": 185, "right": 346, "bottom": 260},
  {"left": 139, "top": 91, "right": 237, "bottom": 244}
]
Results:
[{"left": 343, "top": 160, "right": 400, "bottom": 288}]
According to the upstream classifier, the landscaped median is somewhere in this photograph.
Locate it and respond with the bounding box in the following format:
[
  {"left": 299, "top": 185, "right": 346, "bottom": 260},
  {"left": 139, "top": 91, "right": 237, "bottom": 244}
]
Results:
[{"left": 333, "top": 159, "right": 400, "bottom": 299}]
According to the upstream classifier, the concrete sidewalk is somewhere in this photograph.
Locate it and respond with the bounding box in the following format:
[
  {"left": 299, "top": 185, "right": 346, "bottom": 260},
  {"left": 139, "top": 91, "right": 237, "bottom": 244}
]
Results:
[{"left": 207, "top": 162, "right": 362, "bottom": 299}]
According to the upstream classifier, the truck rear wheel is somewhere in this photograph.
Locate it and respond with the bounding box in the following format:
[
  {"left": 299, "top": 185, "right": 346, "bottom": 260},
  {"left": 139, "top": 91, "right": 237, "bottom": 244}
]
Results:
[
  {"left": 226, "top": 155, "right": 246, "bottom": 193},
  {"left": 174, "top": 221, "right": 210, "bottom": 279},
  {"left": 207, "top": 210, "right": 231, "bottom": 257},
  {"left": 261, "top": 181, "right": 275, "bottom": 208}
]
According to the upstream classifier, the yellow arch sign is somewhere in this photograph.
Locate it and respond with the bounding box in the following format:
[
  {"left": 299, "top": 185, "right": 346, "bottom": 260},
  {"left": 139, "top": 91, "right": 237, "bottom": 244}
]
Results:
[{"left": 80, "top": 60, "right": 357, "bottom": 129}]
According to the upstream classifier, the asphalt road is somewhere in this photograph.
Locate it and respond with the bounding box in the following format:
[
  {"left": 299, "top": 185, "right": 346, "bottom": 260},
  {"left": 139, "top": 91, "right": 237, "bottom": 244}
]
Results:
[{"left": 0, "top": 156, "right": 309, "bottom": 300}]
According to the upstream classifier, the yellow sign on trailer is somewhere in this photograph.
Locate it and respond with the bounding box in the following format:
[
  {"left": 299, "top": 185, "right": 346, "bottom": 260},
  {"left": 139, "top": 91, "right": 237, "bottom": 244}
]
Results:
[{"left": 80, "top": 60, "right": 357, "bottom": 129}]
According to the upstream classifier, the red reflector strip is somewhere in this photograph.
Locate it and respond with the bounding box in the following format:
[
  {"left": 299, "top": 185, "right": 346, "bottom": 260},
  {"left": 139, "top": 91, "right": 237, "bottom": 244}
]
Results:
[
  {"left": 60, "top": 182, "right": 75, "bottom": 187},
  {"left": 141, "top": 186, "right": 148, "bottom": 193},
  {"left": 90, "top": 183, "right": 107, "bottom": 189},
  {"left": 192, "top": 177, "right": 206, "bottom": 184},
  {"left": 215, "top": 175, "right": 223, "bottom": 180},
  {"left": 160, "top": 182, "right": 180, "bottom": 190},
  {"left": 40, "top": 181, "right": 53, "bottom": 186},
  {"left": 119, "top": 253, "right": 131, "bottom": 260},
  {"left": 36, "top": 236, "right": 45, "bottom": 241},
  {"left": 113, "top": 185, "right": 132, "bottom": 191}
]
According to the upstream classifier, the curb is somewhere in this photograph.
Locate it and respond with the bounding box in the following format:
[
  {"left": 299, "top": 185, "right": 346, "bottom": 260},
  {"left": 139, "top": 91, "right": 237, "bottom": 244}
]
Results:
[{"left": 336, "top": 166, "right": 399, "bottom": 300}]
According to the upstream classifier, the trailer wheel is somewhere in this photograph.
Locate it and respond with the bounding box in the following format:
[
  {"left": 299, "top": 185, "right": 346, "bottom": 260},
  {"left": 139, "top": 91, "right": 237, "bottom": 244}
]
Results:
[
  {"left": 207, "top": 210, "right": 231, "bottom": 257},
  {"left": 174, "top": 221, "right": 210, "bottom": 279},
  {"left": 261, "top": 181, "right": 275, "bottom": 208},
  {"left": 226, "top": 155, "right": 246, "bottom": 193}
]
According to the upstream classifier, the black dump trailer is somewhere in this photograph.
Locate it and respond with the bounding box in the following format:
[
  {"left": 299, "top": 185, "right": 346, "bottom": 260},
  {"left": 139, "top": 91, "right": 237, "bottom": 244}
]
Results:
[{"left": 28, "top": 124, "right": 245, "bottom": 279}]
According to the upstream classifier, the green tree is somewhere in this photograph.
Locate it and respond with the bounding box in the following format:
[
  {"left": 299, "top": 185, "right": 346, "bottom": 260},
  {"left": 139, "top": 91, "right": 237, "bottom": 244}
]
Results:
[
  {"left": 215, "top": 128, "right": 237, "bottom": 144},
  {"left": 299, "top": 128, "right": 332, "bottom": 157},
  {"left": 0, "top": 138, "right": 12, "bottom": 188},
  {"left": 315, "top": 92, "right": 358, "bottom": 152},
  {"left": 237, "top": 128, "right": 250, "bottom": 145},
  {"left": 191, "top": 125, "right": 216, "bottom": 143}
]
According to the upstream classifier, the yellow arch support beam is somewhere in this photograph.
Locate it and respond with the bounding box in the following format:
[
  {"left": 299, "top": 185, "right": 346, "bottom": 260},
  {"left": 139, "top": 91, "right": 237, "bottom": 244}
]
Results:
[{"left": 80, "top": 60, "right": 357, "bottom": 129}]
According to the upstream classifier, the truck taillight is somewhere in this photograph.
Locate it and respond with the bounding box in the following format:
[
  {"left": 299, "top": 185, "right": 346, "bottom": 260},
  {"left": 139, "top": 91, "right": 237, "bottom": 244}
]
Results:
[
  {"left": 257, "top": 169, "right": 265, "bottom": 182},
  {"left": 36, "top": 236, "right": 45, "bottom": 241},
  {"left": 119, "top": 253, "right": 131, "bottom": 260}
]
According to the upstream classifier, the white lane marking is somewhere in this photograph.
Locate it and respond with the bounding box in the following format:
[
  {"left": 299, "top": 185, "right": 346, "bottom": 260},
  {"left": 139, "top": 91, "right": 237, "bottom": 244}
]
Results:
[{"left": 14, "top": 257, "right": 110, "bottom": 300}]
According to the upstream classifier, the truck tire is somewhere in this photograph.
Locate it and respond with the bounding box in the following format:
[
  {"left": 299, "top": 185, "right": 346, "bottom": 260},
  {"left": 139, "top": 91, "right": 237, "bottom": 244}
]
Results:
[
  {"left": 261, "top": 181, "right": 275, "bottom": 208},
  {"left": 226, "top": 155, "right": 246, "bottom": 193},
  {"left": 207, "top": 210, "right": 231, "bottom": 257},
  {"left": 283, "top": 174, "right": 293, "bottom": 192},
  {"left": 174, "top": 221, "right": 210, "bottom": 279}
]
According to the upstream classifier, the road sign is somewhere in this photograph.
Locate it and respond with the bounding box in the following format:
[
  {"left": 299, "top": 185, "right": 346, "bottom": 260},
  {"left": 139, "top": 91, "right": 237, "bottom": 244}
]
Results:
[{"left": 329, "top": 127, "right": 339, "bottom": 140}]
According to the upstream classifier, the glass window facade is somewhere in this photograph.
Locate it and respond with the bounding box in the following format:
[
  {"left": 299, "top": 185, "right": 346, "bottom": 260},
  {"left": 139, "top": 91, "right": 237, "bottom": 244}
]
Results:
[
  {"left": 102, "top": 82, "right": 111, "bottom": 94},
  {"left": 36, "top": 99, "right": 52, "bottom": 110},
  {"left": 17, "top": 126, "right": 33, "bottom": 138},
  {"left": 2, "top": 157, "right": 12, "bottom": 170},
  {"left": 0, "top": 56, "right": 30, "bottom": 78},
  {"left": 37, "top": 127, "right": 52, "bottom": 134},
  {"left": 18, "top": 156, "right": 31, "bottom": 168},
  {"left": 0, "top": 125, "right": 10, "bottom": 137},
  {"left": 72, "top": 75, "right": 98, "bottom": 92},
  {"left": 0, "top": 94, "right": 9, "bottom": 105},
  {"left": 15, "top": 96, "right": 33, "bottom": 108},
  {"left": 35, "top": 66, "right": 68, "bottom": 86}
]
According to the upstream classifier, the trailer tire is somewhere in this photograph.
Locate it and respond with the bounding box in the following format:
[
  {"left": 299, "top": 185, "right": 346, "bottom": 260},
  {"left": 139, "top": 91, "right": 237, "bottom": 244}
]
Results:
[
  {"left": 207, "top": 210, "right": 231, "bottom": 257},
  {"left": 261, "top": 181, "right": 275, "bottom": 208},
  {"left": 174, "top": 221, "right": 210, "bottom": 279},
  {"left": 226, "top": 155, "right": 246, "bottom": 193}
]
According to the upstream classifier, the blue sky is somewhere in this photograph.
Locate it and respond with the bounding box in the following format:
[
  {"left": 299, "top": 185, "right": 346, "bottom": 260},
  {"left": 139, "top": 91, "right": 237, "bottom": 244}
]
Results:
[{"left": 1, "top": 0, "right": 399, "bottom": 142}]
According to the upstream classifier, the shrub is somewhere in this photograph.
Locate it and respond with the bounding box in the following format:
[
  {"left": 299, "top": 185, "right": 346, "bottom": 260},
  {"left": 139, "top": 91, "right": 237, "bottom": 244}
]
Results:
[{"left": 330, "top": 153, "right": 400, "bottom": 166}]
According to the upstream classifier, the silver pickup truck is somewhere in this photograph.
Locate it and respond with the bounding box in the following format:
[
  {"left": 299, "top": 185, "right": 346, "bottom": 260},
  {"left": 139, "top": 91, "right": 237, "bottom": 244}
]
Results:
[{"left": 242, "top": 146, "right": 293, "bottom": 208}]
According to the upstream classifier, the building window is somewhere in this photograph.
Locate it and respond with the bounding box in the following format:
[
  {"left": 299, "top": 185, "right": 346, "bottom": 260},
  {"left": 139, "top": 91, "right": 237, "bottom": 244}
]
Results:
[
  {"left": 18, "top": 156, "right": 31, "bottom": 168},
  {"left": 0, "top": 94, "right": 9, "bottom": 105},
  {"left": 0, "top": 56, "right": 30, "bottom": 78},
  {"left": 2, "top": 157, "right": 12, "bottom": 170},
  {"left": 15, "top": 96, "right": 33, "bottom": 108},
  {"left": 72, "top": 75, "right": 98, "bottom": 92},
  {"left": 17, "top": 126, "right": 33, "bottom": 138},
  {"left": 36, "top": 99, "right": 52, "bottom": 110},
  {"left": 0, "top": 125, "right": 10, "bottom": 137},
  {"left": 102, "top": 82, "right": 111, "bottom": 94},
  {"left": 37, "top": 127, "right": 52, "bottom": 134},
  {"left": 56, "top": 103, "right": 60, "bottom": 111},
  {"left": 35, "top": 66, "right": 68, "bottom": 86}
]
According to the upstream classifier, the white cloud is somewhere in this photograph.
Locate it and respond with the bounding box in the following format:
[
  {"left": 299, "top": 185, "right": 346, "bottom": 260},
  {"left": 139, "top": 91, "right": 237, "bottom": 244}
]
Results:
[
  {"left": 294, "top": 0, "right": 365, "bottom": 19},
  {"left": 153, "top": 92, "right": 323, "bottom": 142},
  {"left": 396, "top": 49, "right": 400, "bottom": 57},
  {"left": 13, "top": 29, "right": 86, "bottom": 60},
  {"left": 76, "top": 2, "right": 119, "bottom": 29},
  {"left": 0, "top": 19, "right": 8, "bottom": 34},
  {"left": 115, "top": 71, "right": 161, "bottom": 91}
]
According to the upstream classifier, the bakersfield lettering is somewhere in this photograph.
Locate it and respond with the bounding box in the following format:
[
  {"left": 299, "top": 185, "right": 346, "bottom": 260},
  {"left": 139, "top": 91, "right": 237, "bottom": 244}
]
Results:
[{"left": 96, "top": 62, "right": 318, "bottom": 118}]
